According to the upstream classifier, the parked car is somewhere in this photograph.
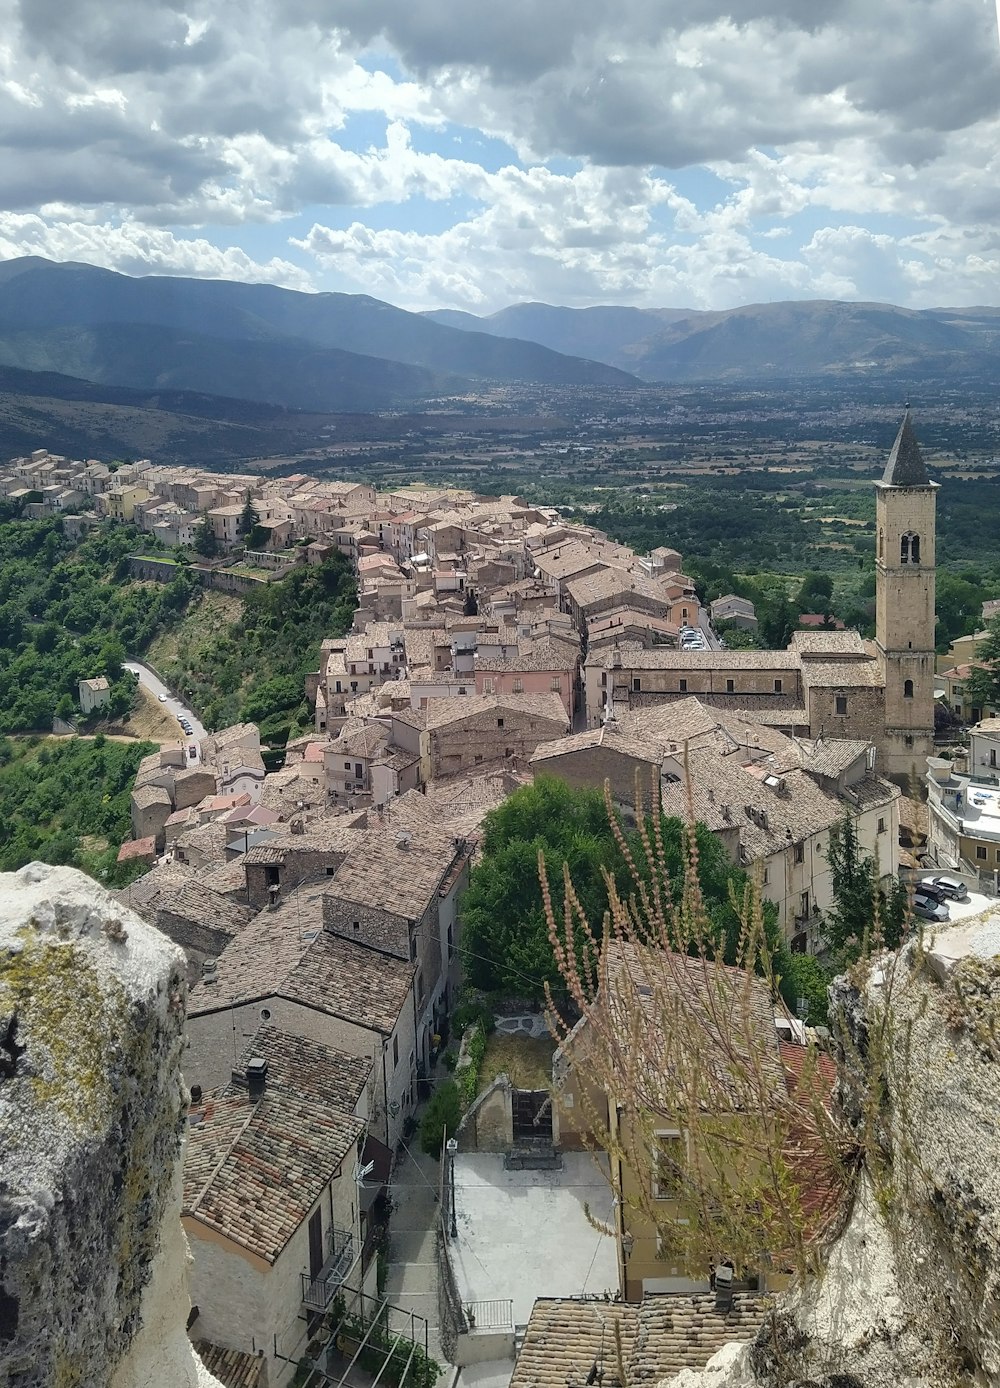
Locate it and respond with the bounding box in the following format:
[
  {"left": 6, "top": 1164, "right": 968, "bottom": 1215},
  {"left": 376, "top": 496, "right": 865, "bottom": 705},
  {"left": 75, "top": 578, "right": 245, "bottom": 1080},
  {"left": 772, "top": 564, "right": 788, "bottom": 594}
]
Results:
[
  {"left": 913, "top": 880, "right": 947, "bottom": 903},
  {"left": 922, "top": 874, "right": 969, "bottom": 901},
  {"left": 912, "top": 893, "right": 949, "bottom": 923},
  {"left": 158, "top": 693, "right": 167, "bottom": 703}
]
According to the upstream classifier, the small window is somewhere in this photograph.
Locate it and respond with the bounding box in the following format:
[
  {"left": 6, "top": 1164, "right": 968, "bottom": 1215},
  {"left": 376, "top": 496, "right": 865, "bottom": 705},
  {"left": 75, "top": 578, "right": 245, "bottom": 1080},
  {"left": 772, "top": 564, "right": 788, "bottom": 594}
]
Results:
[
  {"left": 392, "top": 1035, "right": 399, "bottom": 1068},
  {"left": 990, "top": 750, "right": 997, "bottom": 768},
  {"left": 512, "top": 678, "right": 524, "bottom": 693},
  {"left": 794, "top": 843, "right": 804, "bottom": 864},
  {"left": 550, "top": 676, "right": 561, "bottom": 692},
  {"left": 633, "top": 678, "right": 642, "bottom": 693},
  {"left": 497, "top": 717, "right": 504, "bottom": 728},
  {"left": 326, "top": 866, "right": 335, "bottom": 876},
  {"left": 344, "top": 761, "right": 352, "bottom": 770},
  {"left": 903, "top": 679, "right": 914, "bottom": 699},
  {"left": 652, "top": 1131, "right": 685, "bottom": 1199},
  {"left": 905, "top": 735, "right": 914, "bottom": 748},
  {"left": 261, "top": 1007, "right": 271, "bottom": 1021},
  {"left": 977, "top": 845, "right": 988, "bottom": 861},
  {"left": 762, "top": 867, "right": 770, "bottom": 885},
  {"left": 679, "top": 679, "right": 688, "bottom": 693},
  {"left": 878, "top": 817, "right": 886, "bottom": 834},
  {"left": 836, "top": 695, "right": 848, "bottom": 716},
  {"left": 726, "top": 679, "right": 735, "bottom": 694},
  {"left": 774, "top": 679, "right": 783, "bottom": 694}
]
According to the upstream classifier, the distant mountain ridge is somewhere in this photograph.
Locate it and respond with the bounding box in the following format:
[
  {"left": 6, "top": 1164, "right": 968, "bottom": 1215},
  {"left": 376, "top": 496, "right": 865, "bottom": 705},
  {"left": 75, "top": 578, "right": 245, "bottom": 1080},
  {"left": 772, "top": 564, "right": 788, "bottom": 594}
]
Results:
[
  {"left": 0, "top": 258, "right": 636, "bottom": 412},
  {"left": 424, "top": 298, "right": 1000, "bottom": 382}
]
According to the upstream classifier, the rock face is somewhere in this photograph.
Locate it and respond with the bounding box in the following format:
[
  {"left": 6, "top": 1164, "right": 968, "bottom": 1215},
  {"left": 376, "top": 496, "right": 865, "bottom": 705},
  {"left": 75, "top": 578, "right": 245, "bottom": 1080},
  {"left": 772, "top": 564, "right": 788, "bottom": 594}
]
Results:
[
  {"left": 0, "top": 863, "right": 222, "bottom": 1388},
  {"left": 661, "top": 911, "right": 1000, "bottom": 1388}
]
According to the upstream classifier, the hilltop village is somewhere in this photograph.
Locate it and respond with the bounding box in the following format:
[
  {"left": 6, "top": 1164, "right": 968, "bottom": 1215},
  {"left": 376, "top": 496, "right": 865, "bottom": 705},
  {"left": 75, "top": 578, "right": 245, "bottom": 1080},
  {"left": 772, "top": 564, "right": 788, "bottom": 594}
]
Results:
[{"left": 4, "top": 416, "right": 1000, "bottom": 1388}]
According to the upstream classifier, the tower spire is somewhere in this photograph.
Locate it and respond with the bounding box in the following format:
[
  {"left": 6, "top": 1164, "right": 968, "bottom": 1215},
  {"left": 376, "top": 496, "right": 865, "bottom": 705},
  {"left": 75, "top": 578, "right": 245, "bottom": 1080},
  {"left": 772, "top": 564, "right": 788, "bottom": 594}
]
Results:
[{"left": 881, "top": 407, "right": 929, "bottom": 487}]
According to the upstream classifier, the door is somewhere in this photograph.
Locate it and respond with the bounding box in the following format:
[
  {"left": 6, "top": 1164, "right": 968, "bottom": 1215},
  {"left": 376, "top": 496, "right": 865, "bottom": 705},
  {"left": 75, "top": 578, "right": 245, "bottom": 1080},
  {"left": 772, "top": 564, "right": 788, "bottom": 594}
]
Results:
[{"left": 513, "top": 1089, "right": 553, "bottom": 1144}]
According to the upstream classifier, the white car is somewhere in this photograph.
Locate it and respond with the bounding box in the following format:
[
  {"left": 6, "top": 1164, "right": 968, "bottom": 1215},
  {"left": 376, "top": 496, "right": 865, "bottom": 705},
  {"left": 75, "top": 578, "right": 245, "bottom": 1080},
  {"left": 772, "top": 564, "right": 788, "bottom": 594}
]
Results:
[{"left": 158, "top": 693, "right": 167, "bottom": 702}]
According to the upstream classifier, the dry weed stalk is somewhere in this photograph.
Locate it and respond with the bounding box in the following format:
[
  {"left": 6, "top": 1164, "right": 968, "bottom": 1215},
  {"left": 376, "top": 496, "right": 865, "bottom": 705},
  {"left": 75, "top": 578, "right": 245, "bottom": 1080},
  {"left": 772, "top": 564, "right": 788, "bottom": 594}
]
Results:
[{"left": 542, "top": 772, "right": 896, "bottom": 1283}]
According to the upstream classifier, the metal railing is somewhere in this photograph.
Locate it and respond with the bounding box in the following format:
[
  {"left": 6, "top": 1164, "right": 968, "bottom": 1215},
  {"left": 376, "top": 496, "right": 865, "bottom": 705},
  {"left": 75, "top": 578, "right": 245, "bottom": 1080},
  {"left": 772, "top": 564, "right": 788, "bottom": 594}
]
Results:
[
  {"left": 302, "top": 1228, "right": 355, "bottom": 1312},
  {"left": 464, "top": 1298, "right": 514, "bottom": 1331}
]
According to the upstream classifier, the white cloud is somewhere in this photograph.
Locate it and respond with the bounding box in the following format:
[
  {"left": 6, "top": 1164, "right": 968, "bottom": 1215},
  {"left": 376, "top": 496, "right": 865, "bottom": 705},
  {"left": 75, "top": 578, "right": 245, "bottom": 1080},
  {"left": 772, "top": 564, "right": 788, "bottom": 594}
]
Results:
[{"left": 0, "top": 0, "right": 997, "bottom": 310}]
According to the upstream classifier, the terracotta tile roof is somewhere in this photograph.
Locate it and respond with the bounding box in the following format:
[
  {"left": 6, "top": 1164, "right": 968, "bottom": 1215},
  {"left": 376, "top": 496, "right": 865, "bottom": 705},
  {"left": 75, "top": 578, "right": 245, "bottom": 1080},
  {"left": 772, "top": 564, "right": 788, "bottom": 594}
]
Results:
[
  {"left": 511, "top": 1294, "right": 768, "bottom": 1388},
  {"left": 194, "top": 1342, "right": 266, "bottom": 1388},
  {"left": 183, "top": 1088, "right": 362, "bottom": 1262}
]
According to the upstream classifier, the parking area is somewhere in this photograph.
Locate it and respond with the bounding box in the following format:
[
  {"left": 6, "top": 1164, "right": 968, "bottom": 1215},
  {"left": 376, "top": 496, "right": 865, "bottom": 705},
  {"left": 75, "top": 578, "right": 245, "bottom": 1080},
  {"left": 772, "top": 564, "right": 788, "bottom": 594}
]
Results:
[{"left": 914, "top": 877, "right": 995, "bottom": 926}]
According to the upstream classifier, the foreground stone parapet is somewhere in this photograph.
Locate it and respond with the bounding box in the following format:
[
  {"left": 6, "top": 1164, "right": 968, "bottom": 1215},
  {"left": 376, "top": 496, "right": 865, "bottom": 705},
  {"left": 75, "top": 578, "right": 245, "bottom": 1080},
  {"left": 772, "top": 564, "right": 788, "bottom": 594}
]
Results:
[{"left": 0, "top": 863, "right": 221, "bottom": 1388}]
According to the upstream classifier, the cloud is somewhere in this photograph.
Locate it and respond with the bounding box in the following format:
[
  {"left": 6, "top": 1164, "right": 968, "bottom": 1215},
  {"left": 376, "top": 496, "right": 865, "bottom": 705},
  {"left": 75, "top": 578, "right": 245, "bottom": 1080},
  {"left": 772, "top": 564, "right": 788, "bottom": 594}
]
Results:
[
  {"left": 0, "top": 0, "right": 998, "bottom": 310},
  {"left": 0, "top": 213, "right": 312, "bottom": 289}
]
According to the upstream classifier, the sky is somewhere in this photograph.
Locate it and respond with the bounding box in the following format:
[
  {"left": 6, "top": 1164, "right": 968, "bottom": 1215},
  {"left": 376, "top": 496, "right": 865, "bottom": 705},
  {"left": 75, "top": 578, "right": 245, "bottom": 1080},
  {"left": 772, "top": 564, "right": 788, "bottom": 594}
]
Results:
[{"left": 1, "top": 0, "right": 999, "bottom": 314}]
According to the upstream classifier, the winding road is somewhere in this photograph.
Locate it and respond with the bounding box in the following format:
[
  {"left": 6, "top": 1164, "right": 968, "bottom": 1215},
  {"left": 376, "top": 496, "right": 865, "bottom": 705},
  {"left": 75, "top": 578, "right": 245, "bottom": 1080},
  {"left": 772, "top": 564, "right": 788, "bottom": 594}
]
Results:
[{"left": 124, "top": 660, "right": 208, "bottom": 742}]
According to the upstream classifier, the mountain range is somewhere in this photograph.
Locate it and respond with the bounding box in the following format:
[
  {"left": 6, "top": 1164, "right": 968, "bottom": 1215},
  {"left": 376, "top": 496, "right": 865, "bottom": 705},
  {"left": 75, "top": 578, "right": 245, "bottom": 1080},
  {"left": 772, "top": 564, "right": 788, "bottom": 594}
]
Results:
[
  {"left": 1, "top": 257, "right": 1000, "bottom": 466},
  {"left": 425, "top": 299, "right": 1000, "bottom": 382},
  {"left": 0, "top": 258, "right": 634, "bottom": 413}
]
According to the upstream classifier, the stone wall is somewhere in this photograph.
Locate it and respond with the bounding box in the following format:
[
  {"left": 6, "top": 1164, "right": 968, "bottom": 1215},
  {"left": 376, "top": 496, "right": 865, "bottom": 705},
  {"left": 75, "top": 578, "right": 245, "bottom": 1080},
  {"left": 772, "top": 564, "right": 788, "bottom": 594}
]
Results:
[{"left": 0, "top": 863, "right": 222, "bottom": 1388}]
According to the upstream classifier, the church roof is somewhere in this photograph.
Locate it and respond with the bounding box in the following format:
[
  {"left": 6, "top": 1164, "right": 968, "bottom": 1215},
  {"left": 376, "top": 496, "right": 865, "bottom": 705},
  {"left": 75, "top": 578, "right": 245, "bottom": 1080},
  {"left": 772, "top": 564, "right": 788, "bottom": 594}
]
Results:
[{"left": 881, "top": 409, "right": 930, "bottom": 487}]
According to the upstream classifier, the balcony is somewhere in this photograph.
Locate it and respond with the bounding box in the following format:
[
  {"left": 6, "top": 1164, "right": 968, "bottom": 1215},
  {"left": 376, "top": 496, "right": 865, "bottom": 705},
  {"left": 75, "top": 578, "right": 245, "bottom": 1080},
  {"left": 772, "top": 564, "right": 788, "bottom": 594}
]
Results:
[{"left": 301, "top": 1227, "right": 355, "bottom": 1313}]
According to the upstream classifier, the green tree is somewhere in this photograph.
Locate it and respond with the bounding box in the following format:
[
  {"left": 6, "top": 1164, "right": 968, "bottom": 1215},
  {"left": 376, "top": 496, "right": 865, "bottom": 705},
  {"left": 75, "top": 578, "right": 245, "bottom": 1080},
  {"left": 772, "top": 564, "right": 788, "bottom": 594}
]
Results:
[
  {"left": 238, "top": 491, "right": 260, "bottom": 538},
  {"left": 192, "top": 514, "right": 218, "bottom": 556},
  {"left": 824, "top": 814, "right": 907, "bottom": 961},
  {"left": 796, "top": 571, "right": 834, "bottom": 616},
  {"left": 964, "top": 615, "right": 1000, "bottom": 715}
]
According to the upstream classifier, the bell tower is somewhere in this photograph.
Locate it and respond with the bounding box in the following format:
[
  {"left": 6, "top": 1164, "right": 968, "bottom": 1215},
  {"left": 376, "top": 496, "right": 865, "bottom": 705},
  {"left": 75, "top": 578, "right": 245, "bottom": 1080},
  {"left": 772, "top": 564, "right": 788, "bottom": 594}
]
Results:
[{"left": 875, "top": 408, "right": 938, "bottom": 784}]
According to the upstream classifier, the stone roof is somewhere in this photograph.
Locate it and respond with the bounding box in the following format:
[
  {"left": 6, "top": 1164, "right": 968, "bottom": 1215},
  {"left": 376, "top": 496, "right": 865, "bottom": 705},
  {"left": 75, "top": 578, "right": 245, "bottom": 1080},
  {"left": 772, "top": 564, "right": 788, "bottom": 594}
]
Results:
[
  {"left": 421, "top": 691, "right": 568, "bottom": 730},
  {"left": 114, "top": 864, "right": 254, "bottom": 938},
  {"left": 800, "top": 658, "right": 882, "bottom": 688},
  {"left": 188, "top": 881, "right": 415, "bottom": 1033},
  {"left": 881, "top": 409, "right": 931, "bottom": 487},
  {"left": 328, "top": 826, "right": 467, "bottom": 919},
  {"left": 566, "top": 568, "right": 667, "bottom": 611},
  {"left": 194, "top": 1343, "right": 266, "bottom": 1388},
  {"left": 183, "top": 1088, "right": 362, "bottom": 1262},
  {"left": 236, "top": 1024, "right": 372, "bottom": 1114},
  {"left": 131, "top": 783, "right": 172, "bottom": 810},
  {"left": 510, "top": 1293, "right": 767, "bottom": 1388},
  {"left": 590, "top": 647, "right": 799, "bottom": 671}
]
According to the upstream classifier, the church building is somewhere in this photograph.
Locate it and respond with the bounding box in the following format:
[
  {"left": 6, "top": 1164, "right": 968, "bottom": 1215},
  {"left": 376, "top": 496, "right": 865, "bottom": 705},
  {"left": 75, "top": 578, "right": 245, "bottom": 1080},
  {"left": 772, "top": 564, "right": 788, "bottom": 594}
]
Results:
[{"left": 584, "top": 410, "right": 937, "bottom": 788}]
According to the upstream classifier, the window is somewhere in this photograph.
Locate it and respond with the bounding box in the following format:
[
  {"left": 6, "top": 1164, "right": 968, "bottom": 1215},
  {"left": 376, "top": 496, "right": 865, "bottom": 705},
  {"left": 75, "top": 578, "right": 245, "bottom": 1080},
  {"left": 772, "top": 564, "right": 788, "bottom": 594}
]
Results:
[
  {"left": 326, "top": 866, "right": 335, "bottom": 876},
  {"left": 977, "top": 845, "right": 988, "bottom": 861},
  {"left": 774, "top": 679, "right": 783, "bottom": 694},
  {"left": 800, "top": 890, "right": 810, "bottom": 919},
  {"left": 497, "top": 717, "right": 504, "bottom": 728},
  {"left": 762, "top": 867, "right": 770, "bottom": 885},
  {"left": 836, "top": 695, "right": 848, "bottom": 716},
  {"left": 355, "top": 763, "right": 363, "bottom": 779},
  {"left": 551, "top": 676, "right": 562, "bottom": 692},
  {"left": 392, "top": 1035, "right": 399, "bottom": 1068},
  {"left": 900, "top": 532, "right": 921, "bottom": 564},
  {"left": 261, "top": 1007, "right": 271, "bottom": 1021},
  {"left": 905, "top": 735, "right": 914, "bottom": 748},
  {"left": 344, "top": 761, "right": 352, "bottom": 770},
  {"left": 990, "top": 749, "right": 997, "bottom": 769},
  {"left": 483, "top": 677, "right": 495, "bottom": 694},
  {"left": 904, "top": 679, "right": 914, "bottom": 699},
  {"left": 679, "top": 679, "right": 688, "bottom": 693},
  {"left": 513, "top": 678, "right": 524, "bottom": 693},
  {"left": 652, "top": 1131, "right": 685, "bottom": 1199},
  {"left": 794, "top": 843, "right": 804, "bottom": 864},
  {"left": 633, "top": 678, "right": 642, "bottom": 693},
  {"left": 726, "top": 679, "right": 735, "bottom": 694},
  {"left": 878, "top": 527, "right": 884, "bottom": 559},
  {"left": 878, "top": 817, "right": 886, "bottom": 834}
]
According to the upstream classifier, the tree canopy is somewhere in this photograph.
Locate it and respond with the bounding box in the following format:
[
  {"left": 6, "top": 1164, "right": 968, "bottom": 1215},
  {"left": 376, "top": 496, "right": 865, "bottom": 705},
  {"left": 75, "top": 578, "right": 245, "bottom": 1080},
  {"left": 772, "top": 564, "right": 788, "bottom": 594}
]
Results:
[
  {"left": 964, "top": 615, "right": 1000, "bottom": 716},
  {"left": 459, "top": 776, "right": 825, "bottom": 1015}
]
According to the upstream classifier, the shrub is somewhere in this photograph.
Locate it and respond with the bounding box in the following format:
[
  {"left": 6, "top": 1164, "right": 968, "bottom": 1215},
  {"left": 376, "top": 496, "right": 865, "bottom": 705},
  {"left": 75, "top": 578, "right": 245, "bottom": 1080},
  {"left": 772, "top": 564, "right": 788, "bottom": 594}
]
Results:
[
  {"left": 419, "top": 1079, "right": 462, "bottom": 1157},
  {"left": 452, "top": 996, "right": 495, "bottom": 1037}
]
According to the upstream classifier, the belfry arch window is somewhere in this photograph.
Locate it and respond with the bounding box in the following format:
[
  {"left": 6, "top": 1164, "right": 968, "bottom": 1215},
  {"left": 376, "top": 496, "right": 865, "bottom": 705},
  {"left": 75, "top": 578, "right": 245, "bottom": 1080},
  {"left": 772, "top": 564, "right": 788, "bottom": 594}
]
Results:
[
  {"left": 900, "top": 532, "right": 920, "bottom": 564},
  {"left": 878, "top": 528, "right": 884, "bottom": 559},
  {"left": 904, "top": 679, "right": 914, "bottom": 699}
]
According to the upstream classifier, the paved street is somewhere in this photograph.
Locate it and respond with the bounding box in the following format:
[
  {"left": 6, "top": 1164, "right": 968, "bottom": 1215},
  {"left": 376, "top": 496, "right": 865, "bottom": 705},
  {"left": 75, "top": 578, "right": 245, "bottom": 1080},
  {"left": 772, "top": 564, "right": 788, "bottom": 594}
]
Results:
[
  {"left": 124, "top": 658, "right": 208, "bottom": 741},
  {"left": 383, "top": 1143, "right": 447, "bottom": 1372}
]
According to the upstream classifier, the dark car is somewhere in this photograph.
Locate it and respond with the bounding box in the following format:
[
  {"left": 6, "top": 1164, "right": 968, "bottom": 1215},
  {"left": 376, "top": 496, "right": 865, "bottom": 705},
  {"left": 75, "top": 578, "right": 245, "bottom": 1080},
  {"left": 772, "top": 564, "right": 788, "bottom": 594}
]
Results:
[
  {"left": 922, "top": 874, "right": 969, "bottom": 901},
  {"left": 912, "top": 893, "right": 949, "bottom": 923},
  {"left": 914, "top": 879, "right": 946, "bottom": 903}
]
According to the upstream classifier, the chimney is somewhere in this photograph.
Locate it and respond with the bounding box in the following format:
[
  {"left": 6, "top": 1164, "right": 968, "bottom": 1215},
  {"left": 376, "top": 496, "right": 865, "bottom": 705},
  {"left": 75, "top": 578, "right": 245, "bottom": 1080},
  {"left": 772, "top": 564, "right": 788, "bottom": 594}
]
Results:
[
  {"left": 189, "top": 1083, "right": 203, "bottom": 1106},
  {"left": 246, "top": 1057, "right": 268, "bottom": 1101},
  {"left": 201, "top": 958, "right": 217, "bottom": 983}
]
